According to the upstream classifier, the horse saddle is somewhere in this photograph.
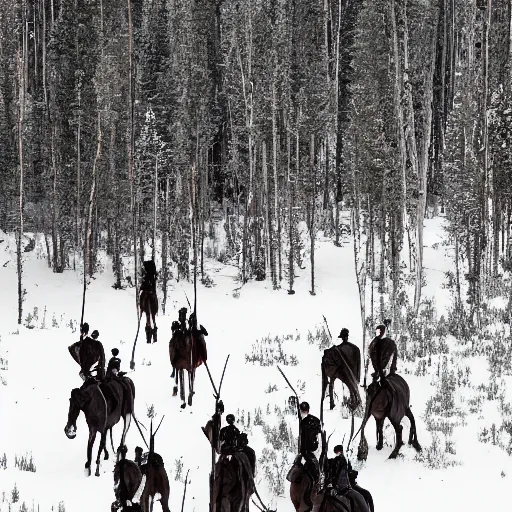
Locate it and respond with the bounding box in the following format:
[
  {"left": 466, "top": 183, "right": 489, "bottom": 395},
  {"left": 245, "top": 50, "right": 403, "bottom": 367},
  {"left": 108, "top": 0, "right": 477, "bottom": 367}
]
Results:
[{"left": 100, "top": 381, "right": 123, "bottom": 413}]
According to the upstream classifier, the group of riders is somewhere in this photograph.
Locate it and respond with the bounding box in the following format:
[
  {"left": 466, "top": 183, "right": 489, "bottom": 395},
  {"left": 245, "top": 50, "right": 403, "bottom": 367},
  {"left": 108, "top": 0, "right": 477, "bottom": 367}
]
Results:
[
  {"left": 293, "top": 323, "right": 397, "bottom": 510},
  {"left": 68, "top": 257, "right": 398, "bottom": 512}
]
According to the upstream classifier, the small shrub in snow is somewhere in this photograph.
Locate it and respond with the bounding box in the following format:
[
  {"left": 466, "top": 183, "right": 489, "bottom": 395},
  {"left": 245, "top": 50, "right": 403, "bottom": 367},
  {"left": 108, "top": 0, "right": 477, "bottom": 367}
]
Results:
[
  {"left": 245, "top": 334, "right": 298, "bottom": 366},
  {"left": 414, "top": 432, "right": 459, "bottom": 469},
  {"left": 253, "top": 407, "right": 264, "bottom": 426},
  {"left": 1, "top": 453, "right": 6, "bottom": 469},
  {"left": 52, "top": 314, "right": 58, "bottom": 328},
  {"left": 11, "top": 484, "right": 19, "bottom": 504},
  {"left": 258, "top": 448, "right": 291, "bottom": 496},
  {"left": 174, "top": 457, "right": 184, "bottom": 482},
  {"left": 58, "top": 501, "right": 66, "bottom": 512},
  {"left": 14, "top": 452, "right": 36, "bottom": 472},
  {"left": 265, "top": 384, "right": 278, "bottom": 394},
  {"left": 201, "top": 274, "right": 215, "bottom": 288},
  {"left": 307, "top": 325, "right": 331, "bottom": 351}
]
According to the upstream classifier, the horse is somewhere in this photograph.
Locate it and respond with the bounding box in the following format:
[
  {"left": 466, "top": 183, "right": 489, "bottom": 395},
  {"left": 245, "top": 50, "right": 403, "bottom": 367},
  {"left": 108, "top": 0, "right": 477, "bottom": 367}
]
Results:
[
  {"left": 140, "top": 260, "right": 159, "bottom": 344},
  {"left": 289, "top": 460, "right": 320, "bottom": 512},
  {"left": 64, "top": 376, "right": 135, "bottom": 476},
  {"left": 321, "top": 343, "right": 361, "bottom": 412},
  {"left": 68, "top": 335, "right": 106, "bottom": 381},
  {"left": 169, "top": 326, "right": 207, "bottom": 408},
  {"left": 113, "top": 447, "right": 143, "bottom": 511},
  {"left": 213, "top": 452, "right": 254, "bottom": 512},
  {"left": 137, "top": 451, "right": 171, "bottom": 512},
  {"left": 356, "top": 373, "right": 421, "bottom": 460},
  {"left": 313, "top": 488, "right": 370, "bottom": 512}
]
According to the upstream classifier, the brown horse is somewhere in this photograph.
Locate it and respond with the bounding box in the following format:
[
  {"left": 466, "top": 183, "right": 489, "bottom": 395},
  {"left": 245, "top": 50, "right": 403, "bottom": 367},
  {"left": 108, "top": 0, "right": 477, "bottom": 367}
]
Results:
[
  {"left": 140, "top": 289, "right": 158, "bottom": 344},
  {"left": 169, "top": 326, "right": 207, "bottom": 408},
  {"left": 213, "top": 452, "right": 255, "bottom": 512},
  {"left": 64, "top": 377, "right": 135, "bottom": 476},
  {"left": 137, "top": 451, "right": 170, "bottom": 512},
  {"left": 289, "top": 461, "right": 320, "bottom": 512},
  {"left": 321, "top": 343, "right": 361, "bottom": 413},
  {"left": 112, "top": 447, "right": 143, "bottom": 511},
  {"left": 313, "top": 488, "right": 370, "bottom": 512},
  {"left": 68, "top": 335, "right": 106, "bottom": 381},
  {"left": 356, "top": 374, "right": 421, "bottom": 460}
]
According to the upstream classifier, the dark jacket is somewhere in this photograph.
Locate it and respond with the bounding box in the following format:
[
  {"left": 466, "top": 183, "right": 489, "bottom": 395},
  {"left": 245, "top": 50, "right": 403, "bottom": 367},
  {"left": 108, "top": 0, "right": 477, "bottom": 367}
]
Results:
[
  {"left": 368, "top": 336, "right": 398, "bottom": 380},
  {"left": 299, "top": 414, "right": 322, "bottom": 455},
  {"left": 326, "top": 454, "right": 350, "bottom": 492},
  {"left": 219, "top": 424, "right": 240, "bottom": 453}
]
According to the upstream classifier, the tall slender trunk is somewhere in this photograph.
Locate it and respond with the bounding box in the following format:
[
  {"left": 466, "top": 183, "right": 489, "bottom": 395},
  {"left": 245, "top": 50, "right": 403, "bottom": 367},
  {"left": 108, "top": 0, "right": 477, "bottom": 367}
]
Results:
[
  {"left": 17, "top": 35, "right": 26, "bottom": 325},
  {"left": 162, "top": 177, "right": 169, "bottom": 313},
  {"left": 272, "top": 76, "right": 280, "bottom": 287},
  {"left": 127, "top": 0, "right": 138, "bottom": 304},
  {"left": 309, "top": 133, "right": 316, "bottom": 296},
  {"left": 414, "top": 17, "right": 437, "bottom": 313},
  {"left": 288, "top": 129, "right": 295, "bottom": 294},
  {"left": 152, "top": 153, "right": 158, "bottom": 262}
]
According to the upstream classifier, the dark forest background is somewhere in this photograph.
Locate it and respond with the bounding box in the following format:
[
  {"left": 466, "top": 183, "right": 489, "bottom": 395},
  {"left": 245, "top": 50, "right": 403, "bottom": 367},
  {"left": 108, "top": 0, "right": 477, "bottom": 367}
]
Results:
[{"left": 1, "top": 0, "right": 512, "bottom": 329}]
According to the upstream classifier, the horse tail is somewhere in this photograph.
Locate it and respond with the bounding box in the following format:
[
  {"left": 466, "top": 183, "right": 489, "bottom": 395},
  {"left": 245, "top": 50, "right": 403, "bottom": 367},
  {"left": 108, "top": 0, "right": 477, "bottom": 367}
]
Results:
[{"left": 110, "top": 427, "right": 115, "bottom": 454}]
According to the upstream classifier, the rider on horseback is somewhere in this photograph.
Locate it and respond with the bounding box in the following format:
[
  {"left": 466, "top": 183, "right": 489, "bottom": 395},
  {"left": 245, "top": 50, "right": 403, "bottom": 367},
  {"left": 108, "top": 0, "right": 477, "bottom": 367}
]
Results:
[
  {"left": 298, "top": 401, "right": 322, "bottom": 507},
  {"left": 219, "top": 414, "right": 241, "bottom": 456},
  {"left": 141, "top": 260, "right": 158, "bottom": 292},
  {"left": 106, "top": 348, "right": 126, "bottom": 380},
  {"left": 369, "top": 324, "right": 398, "bottom": 399},
  {"left": 325, "top": 445, "right": 351, "bottom": 497}
]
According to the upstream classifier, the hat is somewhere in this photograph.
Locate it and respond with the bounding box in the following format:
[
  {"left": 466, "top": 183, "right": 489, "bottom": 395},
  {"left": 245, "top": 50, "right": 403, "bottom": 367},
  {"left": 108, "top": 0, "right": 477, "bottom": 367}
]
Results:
[
  {"left": 338, "top": 328, "right": 349, "bottom": 339},
  {"left": 112, "top": 348, "right": 119, "bottom": 357},
  {"left": 91, "top": 330, "right": 99, "bottom": 339}
]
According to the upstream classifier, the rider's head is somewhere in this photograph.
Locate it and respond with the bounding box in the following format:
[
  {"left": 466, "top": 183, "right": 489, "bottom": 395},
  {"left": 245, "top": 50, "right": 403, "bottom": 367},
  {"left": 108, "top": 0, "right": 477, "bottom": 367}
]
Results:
[
  {"left": 135, "top": 446, "right": 143, "bottom": 457},
  {"left": 81, "top": 322, "right": 89, "bottom": 335},
  {"left": 338, "top": 328, "right": 349, "bottom": 341},
  {"left": 111, "top": 348, "right": 119, "bottom": 357},
  {"left": 91, "top": 330, "right": 99, "bottom": 340},
  {"left": 216, "top": 400, "right": 225, "bottom": 415},
  {"left": 376, "top": 324, "right": 386, "bottom": 338},
  {"left": 333, "top": 445, "right": 344, "bottom": 456},
  {"left": 299, "top": 402, "right": 310, "bottom": 419},
  {"left": 226, "top": 414, "right": 235, "bottom": 425}
]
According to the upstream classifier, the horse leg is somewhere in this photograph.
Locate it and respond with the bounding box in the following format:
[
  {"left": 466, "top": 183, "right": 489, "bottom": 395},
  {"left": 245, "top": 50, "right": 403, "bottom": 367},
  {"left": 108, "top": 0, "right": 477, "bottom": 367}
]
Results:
[
  {"left": 95, "top": 431, "right": 108, "bottom": 476},
  {"left": 151, "top": 304, "right": 157, "bottom": 343},
  {"left": 388, "top": 420, "right": 404, "bottom": 459},
  {"left": 173, "top": 368, "right": 178, "bottom": 396},
  {"left": 180, "top": 369, "right": 186, "bottom": 408},
  {"left": 104, "top": 429, "right": 111, "bottom": 461},
  {"left": 375, "top": 418, "right": 384, "bottom": 450},
  {"left": 145, "top": 311, "right": 152, "bottom": 344},
  {"left": 85, "top": 428, "right": 97, "bottom": 477},
  {"left": 405, "top": 407, "right": 422, "bottom": 451},
  {"left": 187, "top": 368, "right": 195, "bottom": 406},
  {"left": 329, "top": 378, "right": 335, "bottom": 410},
  {"left": 120, "top": 413, "right": 132, "bottom": 448}
]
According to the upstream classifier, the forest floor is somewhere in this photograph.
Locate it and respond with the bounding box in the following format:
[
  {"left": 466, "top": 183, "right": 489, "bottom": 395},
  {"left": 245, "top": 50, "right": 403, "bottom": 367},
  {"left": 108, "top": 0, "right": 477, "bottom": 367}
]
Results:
[{"left": 0, "top": 216, "right": 510, "bottom": 511}]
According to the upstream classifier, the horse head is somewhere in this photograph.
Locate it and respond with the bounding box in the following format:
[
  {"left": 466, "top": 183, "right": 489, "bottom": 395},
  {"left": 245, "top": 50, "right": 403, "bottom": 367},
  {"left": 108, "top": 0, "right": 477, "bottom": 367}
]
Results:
[{"left": 64, "top": 387, "right": 89, "bottom": 439}]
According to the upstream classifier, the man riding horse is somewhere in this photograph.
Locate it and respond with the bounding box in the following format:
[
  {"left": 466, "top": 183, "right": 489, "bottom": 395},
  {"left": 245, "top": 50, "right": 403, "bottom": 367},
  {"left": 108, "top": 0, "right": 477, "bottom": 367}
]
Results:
[
  {"left": 298, "top": 401, "right": 322, "bottom": 508},
  {"left": 368, "top": 323, "right": 398, "bottom": 396},
  {"left": 140, "top": 260, "right": 158, "bottom": 343}
]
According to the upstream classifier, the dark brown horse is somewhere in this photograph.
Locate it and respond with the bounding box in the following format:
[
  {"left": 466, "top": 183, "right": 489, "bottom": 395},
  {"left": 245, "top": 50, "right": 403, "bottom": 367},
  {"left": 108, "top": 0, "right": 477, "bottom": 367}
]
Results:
[
  {"left": 356, "top": 374, "right": 421, "bottom": 460},
  {"left": 213, "top": 452, "right": 255, "bottom": 512},
  {"left": 313, "top": 488, "right": 370, "bottom": 512},
  {"left": 113, "top": 447, "right": 143, "bottom": 511},
  {"left": 68, "top": 335, "right": 106, "bottom": 381},
  {"left": 169, "top": 327, "right": 207, "bottom": 408},
  {"left": 64, "top": 377, "right": 135, "bottom": 476},
  {"left": 289, "top": 461, "right": 320, "bottom": 512},
  {"left": 321, "top": 343, "right": 361, "bottom": 413}
]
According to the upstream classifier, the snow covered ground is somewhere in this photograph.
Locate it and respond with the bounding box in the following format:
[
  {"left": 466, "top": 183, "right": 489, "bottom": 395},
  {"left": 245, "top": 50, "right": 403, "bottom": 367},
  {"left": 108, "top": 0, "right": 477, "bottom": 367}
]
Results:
[{"left": 0, "top": 218, "right": 510, "bottom": 511}]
